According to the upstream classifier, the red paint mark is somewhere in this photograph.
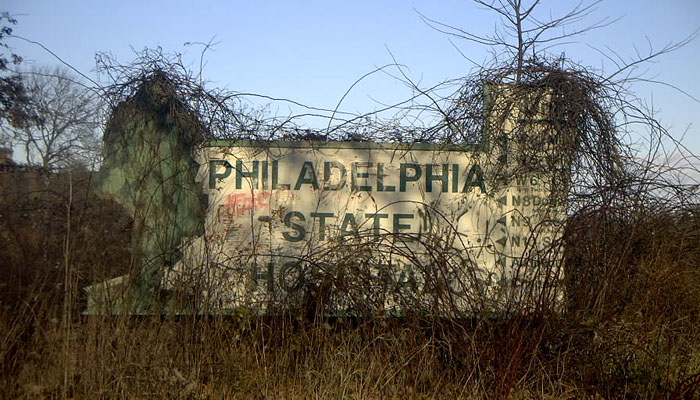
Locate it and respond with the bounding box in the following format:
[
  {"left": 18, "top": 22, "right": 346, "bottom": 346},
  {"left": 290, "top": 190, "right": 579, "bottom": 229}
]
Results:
[{"left": 222, "top": 191, "right": 271, "bottom": 217}]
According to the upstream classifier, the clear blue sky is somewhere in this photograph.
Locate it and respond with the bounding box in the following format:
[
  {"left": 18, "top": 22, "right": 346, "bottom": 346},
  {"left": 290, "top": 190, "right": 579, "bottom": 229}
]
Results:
[{"left": 4, "top": 1, "right": 700, "bottom": 161}]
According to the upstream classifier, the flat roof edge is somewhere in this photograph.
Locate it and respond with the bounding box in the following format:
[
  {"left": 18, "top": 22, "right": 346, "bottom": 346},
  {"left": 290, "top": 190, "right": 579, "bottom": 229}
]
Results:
[{"left": 202, "top": 139, "right": 484, "bottom": 152}]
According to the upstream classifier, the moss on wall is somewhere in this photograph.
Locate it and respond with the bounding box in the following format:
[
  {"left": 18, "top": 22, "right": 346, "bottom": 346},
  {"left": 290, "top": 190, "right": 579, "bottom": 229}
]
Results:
[{"left": 97, "top": 71, "right": 205, "bottom": 312}]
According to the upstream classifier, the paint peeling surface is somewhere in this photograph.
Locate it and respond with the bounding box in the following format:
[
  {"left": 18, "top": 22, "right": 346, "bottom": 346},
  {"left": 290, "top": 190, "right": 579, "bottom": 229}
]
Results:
[{"left": 163, "top": 141, "right": 565, "bottom": 314}]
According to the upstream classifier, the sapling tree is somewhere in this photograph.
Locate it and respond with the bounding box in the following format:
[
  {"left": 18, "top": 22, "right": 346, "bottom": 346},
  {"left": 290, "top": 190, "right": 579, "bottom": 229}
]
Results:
[{"left": 0, "top": 12, "right": 33, "bottom": 133}]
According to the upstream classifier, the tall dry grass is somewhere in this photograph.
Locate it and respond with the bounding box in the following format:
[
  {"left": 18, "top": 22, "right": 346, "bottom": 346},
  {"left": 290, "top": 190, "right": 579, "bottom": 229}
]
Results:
[{"left": 1, "top": 170, "right": 699, "bottom": 399}]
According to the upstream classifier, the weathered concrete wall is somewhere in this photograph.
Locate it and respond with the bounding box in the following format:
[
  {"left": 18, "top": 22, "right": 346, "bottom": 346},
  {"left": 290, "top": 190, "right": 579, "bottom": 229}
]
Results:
[
  {"left": 96, "top": 72, "right": 205, "bottom": 313},
  {"left": 88, "top": 78, "right": 570, "bottom": 315}
]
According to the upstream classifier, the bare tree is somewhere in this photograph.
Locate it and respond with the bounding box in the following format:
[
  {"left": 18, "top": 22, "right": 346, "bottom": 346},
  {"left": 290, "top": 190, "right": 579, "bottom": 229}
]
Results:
[
  {"left": 1, "top": 66, "right": 101, "bottom": 169},
  {"left": 420, "top": 1, "right": 617, "bottom": 82}
]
